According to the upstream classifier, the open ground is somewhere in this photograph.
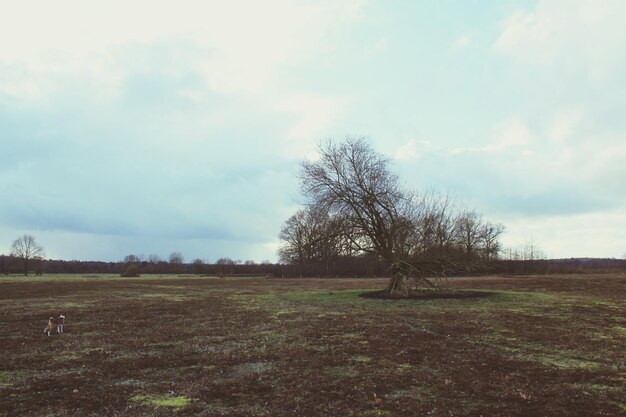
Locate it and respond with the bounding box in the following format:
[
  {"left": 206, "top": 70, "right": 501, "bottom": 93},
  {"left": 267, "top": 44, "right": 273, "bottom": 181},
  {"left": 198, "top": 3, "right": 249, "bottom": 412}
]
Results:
[{"left": 1, "top": 273, "right": 625, "bottom": 416}]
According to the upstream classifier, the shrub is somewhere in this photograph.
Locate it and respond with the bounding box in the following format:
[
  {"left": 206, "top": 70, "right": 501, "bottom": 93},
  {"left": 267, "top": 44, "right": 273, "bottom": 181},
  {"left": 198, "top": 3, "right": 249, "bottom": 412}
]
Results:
[{"left": 121, "top": 264, "right": 140, "bottom": 277}]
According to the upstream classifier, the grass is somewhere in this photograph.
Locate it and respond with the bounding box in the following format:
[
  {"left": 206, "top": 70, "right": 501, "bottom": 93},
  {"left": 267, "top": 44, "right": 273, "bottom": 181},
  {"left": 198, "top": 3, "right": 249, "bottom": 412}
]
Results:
[
  {"left": 0, "top": 273, "right": 219, "bottom": 283},
  {"left": 1, "top": 273, "right": 625, "bottom": 416},
  {"left": 131, "top": 394, "right": 193, "bottom": 409},
  {"left": 0, "top": 371, "right": 20, "bottom": 388}
]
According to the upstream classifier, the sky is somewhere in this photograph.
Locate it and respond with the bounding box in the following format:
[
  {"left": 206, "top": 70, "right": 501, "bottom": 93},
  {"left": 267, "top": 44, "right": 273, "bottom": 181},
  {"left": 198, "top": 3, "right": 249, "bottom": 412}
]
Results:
[{"left": 1, "top": 0, "right": 625, "bottom": 262}]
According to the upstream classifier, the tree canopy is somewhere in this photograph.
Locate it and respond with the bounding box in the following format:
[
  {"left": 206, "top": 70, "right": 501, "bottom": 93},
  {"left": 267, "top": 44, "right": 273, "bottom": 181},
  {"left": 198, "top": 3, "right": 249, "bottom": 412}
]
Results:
[
  {"left": 281, "top": 138, "right": 504, "bottom": 295},
  {"left": 10, "top": 234, "right": 45, "bottom": 276}
]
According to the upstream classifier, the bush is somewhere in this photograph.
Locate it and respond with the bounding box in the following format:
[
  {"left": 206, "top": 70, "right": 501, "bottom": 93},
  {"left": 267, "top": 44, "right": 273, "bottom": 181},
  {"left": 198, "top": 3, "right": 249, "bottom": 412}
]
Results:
[{"left": 121, "top": 264, "right": 140, "bottom": 277}]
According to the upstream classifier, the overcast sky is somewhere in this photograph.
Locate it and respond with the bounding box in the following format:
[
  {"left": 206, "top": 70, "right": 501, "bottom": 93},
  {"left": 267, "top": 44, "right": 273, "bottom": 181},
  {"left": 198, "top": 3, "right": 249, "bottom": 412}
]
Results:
[{"left": 1, "top": 0, "right": 625, "bottom": 262}]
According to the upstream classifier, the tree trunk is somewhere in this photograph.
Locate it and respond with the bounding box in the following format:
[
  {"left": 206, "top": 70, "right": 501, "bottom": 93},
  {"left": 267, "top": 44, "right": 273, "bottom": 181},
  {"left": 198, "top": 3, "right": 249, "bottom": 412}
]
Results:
[
  {"left": 23, "top": 258, "right": 28, "bottom": 276},
  {"left": 385, "top": 262, "right": 408, "bottom": 296}
]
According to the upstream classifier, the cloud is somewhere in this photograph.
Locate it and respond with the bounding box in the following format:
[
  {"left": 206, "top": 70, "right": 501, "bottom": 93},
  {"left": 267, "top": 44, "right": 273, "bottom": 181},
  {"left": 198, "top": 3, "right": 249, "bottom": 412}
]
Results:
[
  {"left": 455, "top": 35, "right": 472, "bottom": 47},
  {"left": 450, "top": 118, "right": 532, "bottom": 154},
  {"left": 278, "top": 93, "right": 353, "bottom": 159},
  {"left": 487, "top": 118, "right": 531, "bottom": 150},
  {"left": 547, "top": 108, "right": 584, "bottom": 143},
  {"left": 0, "top": 0, "right": 368, "bottom": 100},
  {"left": 499, "top": 209, "right": 626, "bottom": 258},
  {"left": 394, "top": 139, "right": 419, "bottom": 160},
  {"left": 493, "top": 0, "right": 626, "bottom": 85},
  {"left": 0, "top": 0, "right": 372, "bottom": 261}
]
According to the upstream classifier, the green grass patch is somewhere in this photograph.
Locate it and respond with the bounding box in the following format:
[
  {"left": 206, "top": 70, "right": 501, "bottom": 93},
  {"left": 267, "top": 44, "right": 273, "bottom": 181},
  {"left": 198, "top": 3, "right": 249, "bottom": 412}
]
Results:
[
  {"left": 362, "top": 410, "right": 390, "bottom": 416},
  {"left": 281, "top": 288, "right": 558, "bottom": 315},
  {"left": 141, "top": 293, "right": 189, "bottom": 302},
  {"left": 477, "top": 335, "right": 601, "bottom": 369},
  {"left": 130, "top": 394, "right": 193, "bottom": 409},
  {"left": 0, "top": 274, "right": 221, "bottom": 283},
  {"left": 0, "top": 371, "right": 20, "bottom": 387},
  {"left": 325, "top": 365, "right": 358, "bottom": 378},
  {"left": 580, "top": 384, "right": 624, "bottom": 394}
]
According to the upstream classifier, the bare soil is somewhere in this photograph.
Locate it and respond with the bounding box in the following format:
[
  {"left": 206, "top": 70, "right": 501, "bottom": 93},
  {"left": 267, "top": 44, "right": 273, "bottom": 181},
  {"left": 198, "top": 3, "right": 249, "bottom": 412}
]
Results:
[{"left": 1, "top": 273, "right": 625, "bottom": 416}]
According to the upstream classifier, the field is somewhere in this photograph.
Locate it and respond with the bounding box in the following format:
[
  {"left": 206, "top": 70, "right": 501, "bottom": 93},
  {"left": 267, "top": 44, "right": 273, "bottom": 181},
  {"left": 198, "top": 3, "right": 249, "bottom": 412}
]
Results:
[{"left": 1, "top": 273, "right": 625, "bottom": 417}]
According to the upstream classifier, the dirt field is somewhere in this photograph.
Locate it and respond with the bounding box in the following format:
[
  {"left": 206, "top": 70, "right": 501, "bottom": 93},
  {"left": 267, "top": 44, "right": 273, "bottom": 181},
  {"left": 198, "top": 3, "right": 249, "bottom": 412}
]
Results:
[{"left": 1, "top": 273, "right": 625, "bottom": 416}]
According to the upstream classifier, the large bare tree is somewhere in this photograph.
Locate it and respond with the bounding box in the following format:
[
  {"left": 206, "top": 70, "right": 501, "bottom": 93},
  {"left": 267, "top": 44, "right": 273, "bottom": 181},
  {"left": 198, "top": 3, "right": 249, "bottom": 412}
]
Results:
[
  {"left": 299, "top": 138, "right": 419, "bottom": 294},
  {"left": 10, "top": 234, "right": 45, "bottom": 276},
  {"left": 292, "top": 138, "right": 505, "bottom": 295}
]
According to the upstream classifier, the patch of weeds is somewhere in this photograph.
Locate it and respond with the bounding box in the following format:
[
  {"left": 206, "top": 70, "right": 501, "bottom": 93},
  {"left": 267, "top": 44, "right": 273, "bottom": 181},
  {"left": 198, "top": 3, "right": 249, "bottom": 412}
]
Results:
[
  {"left": 612, "top": 326, "right": 626, "bottom": 335},
  {"left": 117, "top": 379, "right": 144, "bottom": 387},
  {"left": 186, "top": 364, "right": 216, "bottom": 372},
  {"left": 306, "top": 344, "right": 330, "bottom": 352},
  {"left": 82, "top": 331, "right": 105, "bottom": 337},
  {"left": 282, "top": 290, "right": 374, "bottom": 309},
  {"left": 524, "top": 347, "right": 600, "bottom": 369},
  {"left": 0, "top": 371, "right": 20, "bottom": 387},
  {"left": 130, "top": 394, "right": 193, "bottom": 409},
  {"left": 353, "top": 355, "right": 372, "bottom": 363},
  {"left": 477, "top": 336, "right": 601, "bottom": 369},
  {"left": 582, "top": 384, "right": 624, "bottom": 394},
  {"left": 54, "top": 353, "right": 81, "bottom": 363},
  {"left": 387, "top": 385, "right": 432, "bottom": 400},
  {"left": 258, "top": 329, "right": 285, "bottom": 342},
  {"left": 396, "top": 363, "right": 413, "bottom": 370},
  {"left": 141, "top": 293, "right": 188, "bottom": 302},
  {"left": 325, "top": 365, "right": 358, "bottom": 378},
  {"left": 362, "top": 409, "right": 390, "bottom": 416},
  {"left": 271, "top": 309, "right": 298, "bottom": 319},
  {"left": 59, "top": 301, "right": 94, "bottom": 309},
  {"left": 227, "top": 293, "right": 277, "bottom": 311},
  {"left": 231, "top": 361, "right": 274, "bottom": 376}
]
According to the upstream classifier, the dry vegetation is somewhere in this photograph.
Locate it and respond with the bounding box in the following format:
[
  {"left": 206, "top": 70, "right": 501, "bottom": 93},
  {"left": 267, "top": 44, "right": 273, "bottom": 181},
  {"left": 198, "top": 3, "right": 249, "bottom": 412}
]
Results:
[{"left": 1, "top": 273, "right": 625, "bottom": 416}]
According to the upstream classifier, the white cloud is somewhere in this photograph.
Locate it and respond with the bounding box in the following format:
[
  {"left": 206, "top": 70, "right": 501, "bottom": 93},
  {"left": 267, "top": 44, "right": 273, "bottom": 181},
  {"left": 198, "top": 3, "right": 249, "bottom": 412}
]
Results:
[
  {"left": 547, "top": 108, "right": 584, "bottom": 143},
  {"left": 278, "top": 93, "right": 353, "bottom": 159},
  {"left": 493, "top": 0, "right": 626, "bottom": 85},
  {"left": 394, "top": 139, "right": 422, "bottom": 160},
  {"left": 500, "top": 209, "right": 626, "bottom": 258},
  {"left": 0, "top": 0, "right": 368, "bottom": 100},
  {"left": 455, "top": 34, "right": 472, "bottom": 47},
  {"left": 488, "top": 118, "right": 531, "bottom": 150},
  {"left": 450, "top": 118, "right": 532, "bottom": 154}
]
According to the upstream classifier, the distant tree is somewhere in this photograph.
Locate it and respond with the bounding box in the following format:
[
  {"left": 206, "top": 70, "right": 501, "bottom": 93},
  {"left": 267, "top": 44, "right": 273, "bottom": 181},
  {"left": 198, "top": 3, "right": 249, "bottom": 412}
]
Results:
[
  {"left": 279, "top": 204, "right": 350, "bottom": 265},
  {"left": 215, "top": 257, "right": 235, "bottom": 276},
  {"left": 10, "top": 234, "right": 45, "bottom": 276},
  {"left": 215, "top": 257, "right": 235, "bottom": 265},
  {"left": 121, "top": 254, "right": 141, "bottom": 276},
  {"left": 169, "top": 252, "right": 184, "bottom": 264},
  {"left": 455, "top": 210, "right": 483, "bottom": 261},
  {"left": 479, "top": 221, "right": 505, "bottom": 260},
  {"left": 244, "top": 260, "right": 256, "bottom": 265},
  {"left": 121, "top": 263, "right": 140, "bottom": 277},
  {"left": 454, "top": 211, "right": 505, "bottom": 261},
  {"left": 0, "top": 254, "right": 7, "bottom": 275},
  {"left": 192, "top": 258, "right": 205, "bottom": 275},
  {"left": 123, "top": 254, "right": 141, "bottom": 264},
  {"left": 148, "top": 254, "right": 163, "bottom": 264}
]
